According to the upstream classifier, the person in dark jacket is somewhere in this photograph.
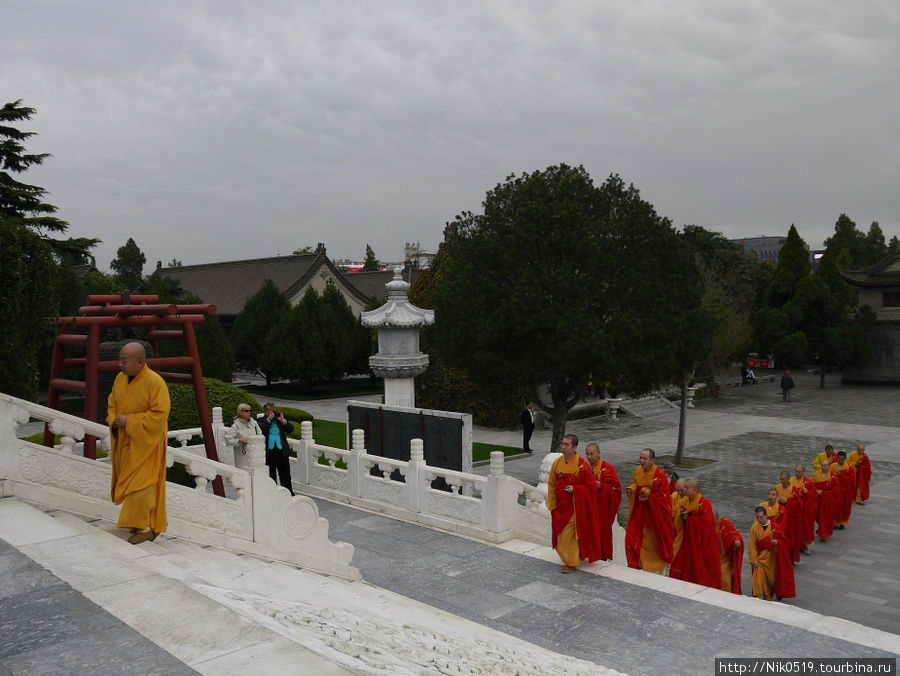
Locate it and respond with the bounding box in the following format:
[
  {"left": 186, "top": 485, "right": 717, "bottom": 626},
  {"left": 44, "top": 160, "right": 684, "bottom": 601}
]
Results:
[
  {"left": 780, "top": 370, "right": 795, "bottom": 402},
  {"left": 520, "top": 401, "right": 536, "bottom": 454},
  {"left": 258, "top": 402, "right": 295, "bottom": 494}
]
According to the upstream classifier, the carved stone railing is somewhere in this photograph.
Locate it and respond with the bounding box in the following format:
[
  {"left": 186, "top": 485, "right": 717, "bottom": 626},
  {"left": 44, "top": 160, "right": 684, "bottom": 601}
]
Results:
[
  {"left": 289, "top": 423, "right": 550, "bottom": 545},
  {"left": 0, "top": 393, "right": 358, "bottom": 580}
]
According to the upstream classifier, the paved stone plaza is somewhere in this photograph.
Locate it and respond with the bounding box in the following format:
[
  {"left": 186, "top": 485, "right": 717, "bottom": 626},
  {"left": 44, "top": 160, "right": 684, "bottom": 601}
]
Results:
[{"left": 3, "top": 369, "right": 899, "bottom": 674}]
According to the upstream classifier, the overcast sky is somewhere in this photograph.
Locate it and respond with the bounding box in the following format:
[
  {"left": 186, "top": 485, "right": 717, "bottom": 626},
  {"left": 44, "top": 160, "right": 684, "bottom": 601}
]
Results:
[{"left": 4, "top": 1, "right": 899, "bottom": 271}]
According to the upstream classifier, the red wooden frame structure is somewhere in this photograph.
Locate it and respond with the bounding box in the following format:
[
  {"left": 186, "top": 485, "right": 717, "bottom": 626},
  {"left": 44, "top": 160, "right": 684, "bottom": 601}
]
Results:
[{"left": 45, "top": 293, "right": 225, "bottom": 496}]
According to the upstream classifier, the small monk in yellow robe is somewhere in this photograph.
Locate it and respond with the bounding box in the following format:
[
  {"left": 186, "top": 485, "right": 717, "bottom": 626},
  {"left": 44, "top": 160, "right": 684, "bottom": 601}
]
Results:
[
  {"left": 748, "top": 507, "right": 777, "bottom": 600},
  {"left": 107, "top": 342, "right": 170, "bottom": 544}
]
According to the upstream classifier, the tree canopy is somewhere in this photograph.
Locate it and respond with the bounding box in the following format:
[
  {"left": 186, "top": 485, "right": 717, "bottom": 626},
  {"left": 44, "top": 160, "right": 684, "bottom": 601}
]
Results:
[
  {"left": 431, "top": 164, "right": 703, "bottom": 450},
  {"left": 110, "top": 237, "right": 146, "bottom": 290},
  {"left": 363, "top": 244, "right": 379, "bottom": 271}
]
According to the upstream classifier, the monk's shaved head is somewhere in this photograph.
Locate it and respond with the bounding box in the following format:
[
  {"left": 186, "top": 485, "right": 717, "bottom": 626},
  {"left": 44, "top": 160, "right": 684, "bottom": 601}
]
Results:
[
  {"left": 674, "top": 478, "right": 686, "bottom": 495},
  {"left": 119, "top": 342, "right": 147, "bottom": 377},
  {"left": 683, "top": 479, "right": 699, "bottom": 498}
]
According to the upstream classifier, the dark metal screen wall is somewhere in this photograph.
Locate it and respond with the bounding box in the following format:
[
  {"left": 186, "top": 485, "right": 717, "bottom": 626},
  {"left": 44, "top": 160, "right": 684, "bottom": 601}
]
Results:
[{"left": 347, "top": 405, "right": 464, "bottom": 471}]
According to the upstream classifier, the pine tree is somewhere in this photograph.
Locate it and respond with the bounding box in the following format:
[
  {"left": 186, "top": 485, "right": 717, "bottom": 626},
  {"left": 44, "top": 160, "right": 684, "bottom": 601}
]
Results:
[{"left": 363, "top": 244, "right": 379, "bottom": 271}]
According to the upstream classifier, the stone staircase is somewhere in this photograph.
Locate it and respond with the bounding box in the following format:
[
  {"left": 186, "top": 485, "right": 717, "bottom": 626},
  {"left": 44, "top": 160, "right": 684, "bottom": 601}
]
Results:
[
  {"left": 0, "top": 497, "right": 616, "bottom": 675},
  {"left": 618, "top": 394, "right": 679, "bottom": 418}
]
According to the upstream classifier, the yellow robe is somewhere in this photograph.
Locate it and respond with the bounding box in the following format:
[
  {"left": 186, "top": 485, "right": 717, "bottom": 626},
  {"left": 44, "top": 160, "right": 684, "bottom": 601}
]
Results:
[
  {"left": 547, "top": 454, "right": 583, "bottom": 567},
  {"left": 671, "top": 492, "right": 686, "bottom": 560},
  {"left": 748, "top": 520, "right": 776, "bottom": 600},
  {"left": 627, "top": 464, "right": 668, "bottom": 573},
  {"left": 107, "top": 364, "right": 170, "bottom": 533},
  {"left": 758, "top": 501, "right": 781, "bottom": 520},
  {"left": 812, "top": 451, "right": 829, "bottom": 472}
]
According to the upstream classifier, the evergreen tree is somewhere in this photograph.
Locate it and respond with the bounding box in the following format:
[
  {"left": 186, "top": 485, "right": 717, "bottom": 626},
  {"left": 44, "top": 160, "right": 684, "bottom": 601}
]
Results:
[
  {"left": 230, "top": 279, "right": 290, "bottom": 386},
  {"left": 823, "top": 214, "right": 866, "bottom": 269},
  {"left": 890, "top": 235, "right": 900, "bottom": 255},
  {"left": 363, "top": 244, "right": 379, "bottom": 271},
  {"left": 863, "top": 221, "right": 888, "bottom": 266},
  {"left": 110, "top": 237, "right": 146, "bottom": 290},
  {"left": 766, "top": 225, "right": 810, "bottom": 307}
]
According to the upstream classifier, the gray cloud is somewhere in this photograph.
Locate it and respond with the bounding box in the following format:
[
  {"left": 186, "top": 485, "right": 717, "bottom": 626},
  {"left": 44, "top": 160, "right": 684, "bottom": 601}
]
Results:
[{"left": 4, "top": 0, "right": 898, "bottom": 271}]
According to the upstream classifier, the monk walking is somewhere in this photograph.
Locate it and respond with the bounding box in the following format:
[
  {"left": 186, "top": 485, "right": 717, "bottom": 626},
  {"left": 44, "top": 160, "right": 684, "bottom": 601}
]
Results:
[
  {"left": 774, "top": 471, "right": 803, "bottom": 563},
  {"left": 831, "top": 451, "right": 856, "bottom": 529},
  {"left": 748, "top": 506, "right": 794, "bottom": 601},
  {"left": 847, "top": 444, "right": 871, "bottom": 505},
  {"left": 671, "top": 478, "right": 687, "bottom": 562},
  {"left": 624, "top": 448, "right": 674, "bottom": 573},
  {"left": 714, "top": 510, "right": 743, "bottom": 594},
  {"left": 790, "top": 464, "right": 815, "bottom": 555},
  {"left": 811, "top": 459, "right": 837, "bottom": 542},
  {"left": 668, "top": 479, "right": 720, "bottom": 588},
  {"left": 107, "top": 342, "right": 170, "bottom": 544},
  {"left": 584, "top": 442, "right": 622, "bottom": 561},
  {"left": 547, "top": 434, "right": 603, "bottom": 573}
]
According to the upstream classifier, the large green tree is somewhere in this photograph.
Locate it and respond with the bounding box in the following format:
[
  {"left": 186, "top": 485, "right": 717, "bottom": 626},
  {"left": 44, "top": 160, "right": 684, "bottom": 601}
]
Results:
[
  {"left": 230, "top": 279, "right": 291, "bottom": 386},
  {"left": 432, "top": 164, "right": 702, "bottom": 451},
  {"left": 363, "top": 244, "right": 379, "bottom": 271},
  {"left": 823, "top": 214, "right": 866, "bottom": 269},
  {"left": 110, "top": 237, "right": 146, "bottom": 290},
  {"left": 1, "top": 101, "right": 69, "bottom": 397},
  {"left": 863, "top": 221, "right": 888, "bottom": 267}
]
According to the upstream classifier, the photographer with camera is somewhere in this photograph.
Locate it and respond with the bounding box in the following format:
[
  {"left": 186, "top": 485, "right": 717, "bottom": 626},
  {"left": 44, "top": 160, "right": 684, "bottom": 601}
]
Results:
[{"left": 257, "top": 402, "right": 295, "bottom": 495}]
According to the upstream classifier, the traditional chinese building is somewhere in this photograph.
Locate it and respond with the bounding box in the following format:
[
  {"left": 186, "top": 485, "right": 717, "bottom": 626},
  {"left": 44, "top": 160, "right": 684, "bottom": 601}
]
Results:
[{"left": 840, "top": 252, "right": 900, "bottom": 384}]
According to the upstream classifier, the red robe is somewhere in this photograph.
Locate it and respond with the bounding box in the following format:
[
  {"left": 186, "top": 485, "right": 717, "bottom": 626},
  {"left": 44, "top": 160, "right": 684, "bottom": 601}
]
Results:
[
  {"left": 831, "top": 463, "right": 856, "bottom": 525},
  {"left": 550, "top": 455, "right": 604, "bottom": 563},
  {"left": 669, "top": 494, "right": 720, "bottom": 588},
  {"left": 812, "top": 472, "right": 837, "bottom": 539},
  {"left": 775, "top": 483, "right": 804, "bottom": 563},
  {"left": 790, "top": 476, "right": 816, "bottom": 547},
  {"left": 625, "top": 465, "right": 674, "bottom": 570},
  {"left": 717, "top": 517, "right": 743, "bottom": 595},
  {"left": 772, "top": 519, "right": 796, "bottom": 599},
  {"left": 854, "top": 453, "right": 872, "bottom": 502},
  {"left": 592, "top": 460, "right": 622, "bottom": 561}
]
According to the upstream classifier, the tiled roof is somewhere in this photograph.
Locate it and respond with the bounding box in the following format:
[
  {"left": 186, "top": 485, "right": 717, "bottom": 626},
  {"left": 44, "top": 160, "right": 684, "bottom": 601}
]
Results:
[{"left": 840, "top": 253, "right": 900, "bottom": 287}]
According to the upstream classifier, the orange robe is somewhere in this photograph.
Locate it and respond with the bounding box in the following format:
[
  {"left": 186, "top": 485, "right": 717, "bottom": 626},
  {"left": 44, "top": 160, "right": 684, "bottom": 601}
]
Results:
[
  {"left": 811, "top": 469, "right": 837, "bottom": 540},
  {"left": 790, "top": 475, "right": 816, "bottom": 547},
  {"left": 625, "top": 464, "right": 673, "bottom": 573},
  {"left": 107, "top": 364, "right": 170, "bottom": 533},
  {"left": 749, "top": 520, "right": 777, "bottom": 600},
  {"left": 548, "top": 454, "right": 604, "bottom": 566},
  {"left": 668, "top": 494, "right": 720, "bottom": 588},
  {"left": 848, "top": 451, "right": 871, "bottom": 503},
  {"left": 591, "top": 460, "right": 622, "bottom": 561},
  {"left": 774, "top": 483, "right": 803, "bottom": 562},
  {"left": 812, "top": 450, "right": 838, "bottom": 472},
  {"left": 758, "top": 500, "right": 784, "bottom": 522},
  {"left": 717, "top": 517, "right": 743, "bottom": 594},
  {"left": 671, "top": 492, "right": 685, "bottom": 560},
  {"left": 831, "top": 462, "right": 856, "bottom": 526}
]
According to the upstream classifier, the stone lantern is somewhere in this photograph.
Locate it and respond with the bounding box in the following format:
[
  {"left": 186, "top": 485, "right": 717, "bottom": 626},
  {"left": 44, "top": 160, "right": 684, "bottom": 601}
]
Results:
[{"left": 361, "top": 267, "right": 435, "bottom": 407}]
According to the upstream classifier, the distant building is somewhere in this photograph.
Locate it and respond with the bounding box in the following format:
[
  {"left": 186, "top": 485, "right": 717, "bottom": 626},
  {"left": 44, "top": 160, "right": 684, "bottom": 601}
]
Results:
[
  {"left": 840, "top": 252, "right": 900, "bottom": 384},
  {"left": 730, "top": 236, "right": 790, "bottom": 262},
  {"left": 404, "top": 241, "right": 436, "bottom": 269}
]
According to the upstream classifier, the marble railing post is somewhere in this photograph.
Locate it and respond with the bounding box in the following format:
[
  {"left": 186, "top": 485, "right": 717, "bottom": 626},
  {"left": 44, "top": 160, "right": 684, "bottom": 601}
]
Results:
[
  {"left": 405, "top": 438, "right": 425, "bottom": 513},
  {"left": 293, "top": 420, "right": 313, "bottom": 485},
  {"left": 348, "top": 428, "right": 365, "bottom": 498},
  {"left": 211, "top": 406, "right": 232, "bottom": 466},
  {"left": 481, "top": 451, "right": 518, "bottom": 534}
]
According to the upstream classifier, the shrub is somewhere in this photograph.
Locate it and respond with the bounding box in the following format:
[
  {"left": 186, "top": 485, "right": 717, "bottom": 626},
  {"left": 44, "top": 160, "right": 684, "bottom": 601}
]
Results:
[{"left": 168, "top": 377, "right": 261, "bottom": 430}]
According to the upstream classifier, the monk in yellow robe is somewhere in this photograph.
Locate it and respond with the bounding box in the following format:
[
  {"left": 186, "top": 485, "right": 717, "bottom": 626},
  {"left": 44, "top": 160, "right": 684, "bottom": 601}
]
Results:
[
  {"left": 671, "top": 479, "right": 687, "bottom": 561},
  {"left": 749, "top": 506, "right": 778, "bottom": 600},
  {"left": 847, "top": 445, "right": 871, "bottom": 505},
  {"left": 758, "top": 488, "right": 785, "bottom": 522},
  {"left": 107, "top": 342, "right": 170, "bottom": 544},
  {"left": 624, "top": 448, "right": 674, "bottom": 573},
  {"left": 812, "top": 445, "right": 838, "bottom": 472}
]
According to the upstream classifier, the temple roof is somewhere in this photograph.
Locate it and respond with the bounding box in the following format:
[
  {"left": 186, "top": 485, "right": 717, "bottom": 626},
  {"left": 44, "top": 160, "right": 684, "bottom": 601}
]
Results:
[
  {"left": 361, "top": 267, "right": 435, "bottom": 328},
  {"left": 158, "top": 248, "right": 372, "bottom": 315},
  {"left": 841, "top": 252, "right": 900, "bottom": 288}
]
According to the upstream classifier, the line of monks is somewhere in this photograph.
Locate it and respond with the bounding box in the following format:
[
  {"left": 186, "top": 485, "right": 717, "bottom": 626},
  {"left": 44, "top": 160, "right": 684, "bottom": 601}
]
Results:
[{"left": 548, "top": 435, "right": 873, "bottom": 604}]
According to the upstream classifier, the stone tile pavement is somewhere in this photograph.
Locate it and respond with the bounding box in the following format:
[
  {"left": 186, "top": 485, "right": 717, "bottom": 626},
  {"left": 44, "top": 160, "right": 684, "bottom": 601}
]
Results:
[{"left": 0, "top": 537, "right": 192, "bottom": 675}]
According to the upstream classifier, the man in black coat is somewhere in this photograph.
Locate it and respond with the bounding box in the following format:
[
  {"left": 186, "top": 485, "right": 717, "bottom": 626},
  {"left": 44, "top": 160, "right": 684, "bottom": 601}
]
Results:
[
  {"left": 780, "top": 370, "right": 795, "bottom": 402},
  {"left": 258, "top": 402, "right": 295, "bottom": 494},
  {"left": 520, "top": 401, "right": 536, "bottom": 454}
]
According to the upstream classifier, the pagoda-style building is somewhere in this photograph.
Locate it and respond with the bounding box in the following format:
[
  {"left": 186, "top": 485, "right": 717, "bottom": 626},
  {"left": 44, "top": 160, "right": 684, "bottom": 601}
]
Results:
[{"left": 841, "top": 252, "right": 900, "bottom": 384}]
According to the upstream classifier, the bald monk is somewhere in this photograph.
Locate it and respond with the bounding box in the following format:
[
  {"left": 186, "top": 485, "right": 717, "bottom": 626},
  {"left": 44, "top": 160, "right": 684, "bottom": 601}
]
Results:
[
  {"left": 790, "top": 464, "right": 815, "bottom": 554},
  {"left": 748, "top": 506, "right": 779, "bottom": 600},
  {"left": 758, "top": 488, "right": 785, "bottom": 523},
  {"left": 547, "top": 434, "right": 603, "bottom": 573},
  {"left": 811, "top": 459, "right": 837, "bottom": 542},
  {"left": 671, "top": 478, "right": 687, "bottom": 562},
  {"left": 847, "top": 444, "right": 871, "bottom": 505},
  {"left": 774, "top": 471, "right": 803, "bottom": 563},
  {"left": 812, "top": 444, "right": 838, "bottom": 472},
  {"left": 831, "top": 451, "right": 856, "bottom": 529},
  {"left": 107, "top": 342, "right": 170, "bottom": 544},
  {"left": 668, "top": 479, "right": 720, "bottom": 588},
  {"left": 585, "top": 442, "right": 622, "bottom": 561},
  {"left": 715, "top": 509, "right": 743, "bottom": 594},
  {"left": 625, "top": 448, "right": 674, "bottom": 573}
]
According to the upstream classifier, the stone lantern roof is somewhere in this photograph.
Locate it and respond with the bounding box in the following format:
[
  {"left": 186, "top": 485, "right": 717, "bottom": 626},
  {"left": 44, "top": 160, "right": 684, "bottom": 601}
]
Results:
[{"left": 361, "top": 267, "right": 435, "bottom": 328}]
